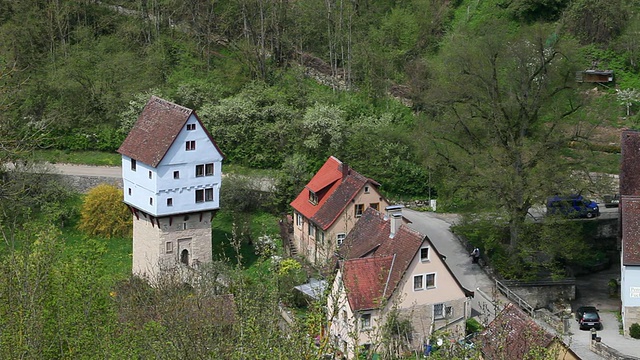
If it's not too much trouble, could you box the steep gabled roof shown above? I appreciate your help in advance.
[338,208,473,311]
[290,156,381,230]
[342,256,394,311]
[480,303,563,359]
[117,96,223,167]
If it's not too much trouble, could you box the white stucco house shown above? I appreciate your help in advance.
[117,96,224,279]
[327,206,473,359]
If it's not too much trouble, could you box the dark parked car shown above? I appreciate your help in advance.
[575,306,602,330]
[604,194,620,208]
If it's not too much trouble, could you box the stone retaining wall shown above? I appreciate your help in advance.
[591,339,640,360]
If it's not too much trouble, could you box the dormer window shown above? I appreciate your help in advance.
[309,191,318,205]
[131,159,137,171]
[186,123,196,130]
[186,140,196,151]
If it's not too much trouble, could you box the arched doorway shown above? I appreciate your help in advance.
[180,249,189,265]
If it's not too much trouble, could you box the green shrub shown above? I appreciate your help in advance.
[630,323,640,339]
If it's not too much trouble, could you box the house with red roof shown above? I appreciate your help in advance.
[290,156,388,265]
[327,206,474,359]
[479,303,579,360]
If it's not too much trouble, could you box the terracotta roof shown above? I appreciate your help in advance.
[290,156,381,230]
[117,96,223,167]
[480,303,557,360]
[338,208,473,310]
[342,256,394,311]
[621,130,640,196]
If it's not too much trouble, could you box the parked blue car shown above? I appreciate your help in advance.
[546,194,600,218]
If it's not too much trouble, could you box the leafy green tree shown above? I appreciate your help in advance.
[563,0,629,45]
[425,21,586,251]
[78,184,131,239]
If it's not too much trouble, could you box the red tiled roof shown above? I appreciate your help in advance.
[117,96,223,167]
[338,208,473,310]
[290,156,381,230]
[480,303,556,359]
[342,256,394,311]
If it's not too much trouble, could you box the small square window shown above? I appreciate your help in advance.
[205,188,214,202]
[186,140,196,151]
[149,197,153,205]
[173,171,179,179]
[420,247,429,262]
[195,189,204,203]
[165,242,173,254]
[131,159,137,171]
[355,204,364,217]
[308,223,315,237]
[167,198,173,207]
[196,164,204,177]
[148,171,152,179]
[186,123,196,131]
[369,203,379,211]
[205,163,214,176]
[364,186,370,194]
[434,303,444,319]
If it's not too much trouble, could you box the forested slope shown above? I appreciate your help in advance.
[1,0,639,206]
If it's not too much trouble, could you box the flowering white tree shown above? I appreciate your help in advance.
[617,88,640,117]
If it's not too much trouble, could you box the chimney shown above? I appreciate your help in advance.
[386,205,403,238]
[342,163,349,179]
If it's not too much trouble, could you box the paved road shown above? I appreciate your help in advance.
[402,209,613,360]
[402,210,508,325]
[51,163,122,177]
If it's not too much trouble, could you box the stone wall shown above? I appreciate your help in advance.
[59,174,122,193]
[501,280,576,309]
[591,339,640,360]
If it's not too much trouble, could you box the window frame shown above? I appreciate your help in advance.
[195,189,204,203]
[205,188,214,202]
[425,273,436,288]
[413,275,424,291]
[196,164,204,177]
[355,204,364,217]
[369,202,379,211]
[420,247,430,262]
[360,313,372,330]
[337,233,346,247]
[296,213,303,228]
[308,223,315,237]
[173,171,180,179]
[309,191,318,205]
[165,241,173,254]
[205,163,214,176]
[186,123,196,131]
[131,159,137,171]
[186,140,196,151]
[167,198,173,207]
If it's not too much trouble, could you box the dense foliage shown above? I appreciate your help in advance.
[78,183,132,238]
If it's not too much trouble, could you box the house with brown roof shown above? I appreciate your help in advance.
[290,156,388,265]
[479,303,579,360]
[619,130,640,336]
[327,206,473,359]
[118,96,224,279]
